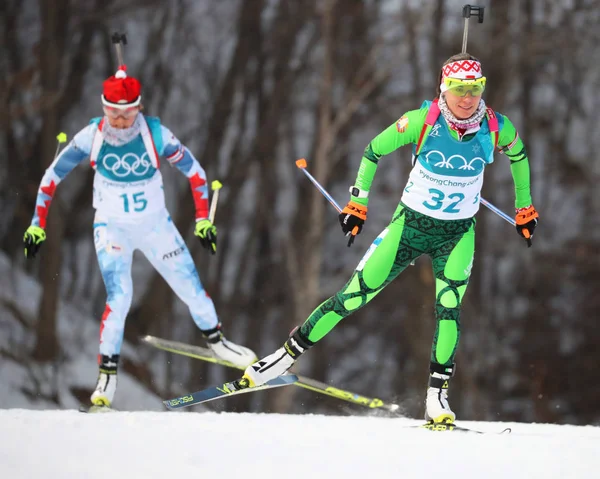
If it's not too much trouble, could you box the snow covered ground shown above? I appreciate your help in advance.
[2,409,598,479]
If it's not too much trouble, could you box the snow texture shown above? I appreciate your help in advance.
[1,409,598,479]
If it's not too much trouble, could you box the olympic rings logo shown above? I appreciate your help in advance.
[425,150,486,171]
[102,152,152,177]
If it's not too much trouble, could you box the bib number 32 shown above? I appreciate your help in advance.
[423,188,464,214]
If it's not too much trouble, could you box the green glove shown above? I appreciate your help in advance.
[195,219,217,255]
[24,225,46,259]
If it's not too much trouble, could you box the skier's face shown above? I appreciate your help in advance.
[443,90,482,120]
[103,106,139,129]
[107,115,137,129]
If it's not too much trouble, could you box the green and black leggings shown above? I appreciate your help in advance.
[298,203,475,368]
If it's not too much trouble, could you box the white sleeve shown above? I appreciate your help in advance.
[69,123,96,156]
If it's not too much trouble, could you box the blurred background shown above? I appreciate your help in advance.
[1,0,599,424]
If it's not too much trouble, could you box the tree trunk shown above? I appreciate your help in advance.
[31,0,68,361]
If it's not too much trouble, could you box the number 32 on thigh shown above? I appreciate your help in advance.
[423,188,464,213]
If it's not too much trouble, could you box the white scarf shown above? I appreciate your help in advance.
[102,113,142,146]
[438,95,487,132]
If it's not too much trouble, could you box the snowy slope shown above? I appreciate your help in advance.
[2,409,598,479]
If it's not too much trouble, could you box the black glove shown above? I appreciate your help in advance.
[195,219,217,255]
[23,225,46,258]
[515,205,539,248]
[338,201,367,247]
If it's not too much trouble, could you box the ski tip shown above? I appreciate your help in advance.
[295,158,307,169]
[163,395,192,410]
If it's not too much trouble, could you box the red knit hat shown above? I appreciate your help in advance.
[101,65,142,108]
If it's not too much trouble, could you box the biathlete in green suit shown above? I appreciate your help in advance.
[244,53,539,424]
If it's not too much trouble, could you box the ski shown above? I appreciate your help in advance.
[163,374,299,410]
[414,422,512,434]
[142,335,401,414]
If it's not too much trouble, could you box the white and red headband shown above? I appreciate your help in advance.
[440,60,483,92]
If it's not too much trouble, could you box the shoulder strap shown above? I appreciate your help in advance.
[143,116,164,159]
[416,101,501,154]
[139,116,160,169]
[415,99,440,155]
[485,107,499,150]
[89,118,104,169]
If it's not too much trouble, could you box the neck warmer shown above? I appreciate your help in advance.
[102,114,142,147]
[438,95,487,131]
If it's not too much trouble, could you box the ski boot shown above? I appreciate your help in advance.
[243,326,312,387]
[90,354,119,409]
[202,323,257,368]
[424,363,456,424]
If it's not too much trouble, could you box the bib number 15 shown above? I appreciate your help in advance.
[120,191,148,213]
[423,188,464,213]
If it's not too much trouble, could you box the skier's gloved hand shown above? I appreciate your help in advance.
[515,205,539,248]
[338,200,367,247]
[23,225,46,259]
[195,219,217,255]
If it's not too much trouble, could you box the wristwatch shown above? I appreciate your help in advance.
[349,186,369,199]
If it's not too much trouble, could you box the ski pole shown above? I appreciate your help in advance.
[295,159,342,212]
[54,132,68,160]
[480,198,515,226]
[295,158,361,246]
[208,180,223,223]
